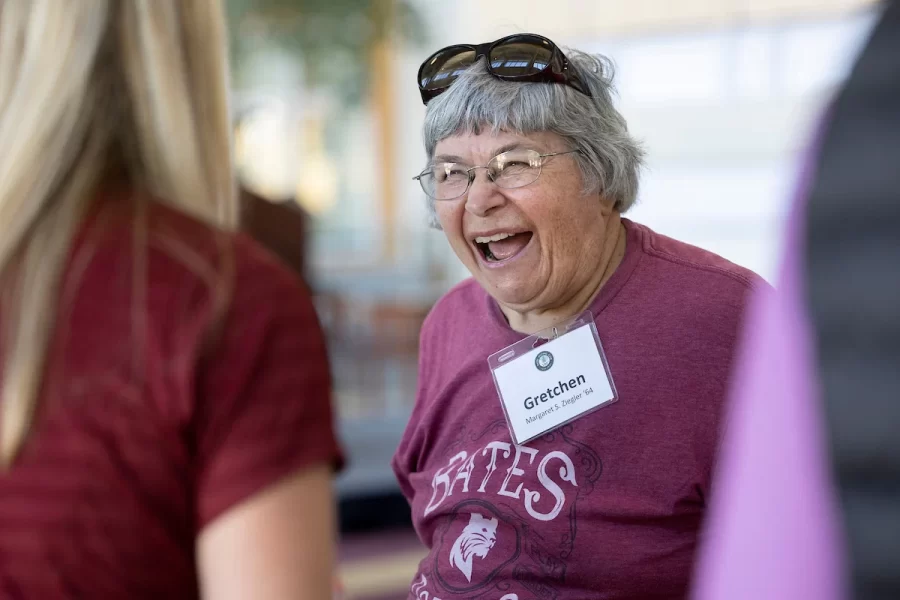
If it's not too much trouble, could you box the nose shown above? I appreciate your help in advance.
[464,167,505,217]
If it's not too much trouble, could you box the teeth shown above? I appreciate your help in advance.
[474,232,517,244]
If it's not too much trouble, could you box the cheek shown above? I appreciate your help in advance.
[520,194,568,240]
[530,194,598,256]
[436,204,468,248]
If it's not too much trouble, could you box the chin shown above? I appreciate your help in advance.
[480,280,535,308]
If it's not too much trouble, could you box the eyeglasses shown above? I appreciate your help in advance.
[417,33,591,105]
[413,148,580,201]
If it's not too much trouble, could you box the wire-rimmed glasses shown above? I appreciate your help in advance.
[413,148,580,200]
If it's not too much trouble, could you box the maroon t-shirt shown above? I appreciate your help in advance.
[0,197,342,597]
[393,219,762,600]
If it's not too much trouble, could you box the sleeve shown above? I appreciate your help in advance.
[691,282,845,600]
[192,237,344,529]
[703,276,770,500]
[391,310,436,504]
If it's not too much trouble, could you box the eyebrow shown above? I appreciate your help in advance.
[433,142,539,164]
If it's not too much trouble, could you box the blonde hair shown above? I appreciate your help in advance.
[0,0,238,466]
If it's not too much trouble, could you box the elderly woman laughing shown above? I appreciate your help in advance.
[393,34,764,600]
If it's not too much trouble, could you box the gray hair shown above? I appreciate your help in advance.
[421,49,644,228]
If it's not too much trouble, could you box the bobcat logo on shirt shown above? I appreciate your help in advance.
[449,513,498,582]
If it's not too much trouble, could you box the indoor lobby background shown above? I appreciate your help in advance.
[226,1,880,597]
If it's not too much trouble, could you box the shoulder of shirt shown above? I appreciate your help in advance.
[157,201,299,282]
[85,196,305,301]
[631,220,768,294]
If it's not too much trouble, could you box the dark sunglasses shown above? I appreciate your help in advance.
[417,33,591,105]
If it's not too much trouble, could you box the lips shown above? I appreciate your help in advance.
[473,231,533,263]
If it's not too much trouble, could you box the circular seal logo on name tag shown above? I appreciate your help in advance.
[535,351,554,371]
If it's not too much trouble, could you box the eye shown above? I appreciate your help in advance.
[496,160,531,177]
[492,150,540,177]
[433,164,468,183]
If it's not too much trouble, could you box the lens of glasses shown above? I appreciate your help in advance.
[488,36,554,77]
[489,150,543,188]
[419,163,471,200]
[419,47,477,93]
[419,150,547,200]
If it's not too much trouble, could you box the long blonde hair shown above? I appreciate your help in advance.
[0,0,238,466]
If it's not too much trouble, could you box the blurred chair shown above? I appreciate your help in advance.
[240,186,310,281]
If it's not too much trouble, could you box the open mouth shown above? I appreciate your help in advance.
[474,231,534,263]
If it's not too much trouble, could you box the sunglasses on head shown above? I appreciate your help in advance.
[417,33,591,105]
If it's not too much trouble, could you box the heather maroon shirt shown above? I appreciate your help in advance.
[0,195,342,598]
[393,219,762,600]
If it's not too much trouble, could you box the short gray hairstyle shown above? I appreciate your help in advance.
[421,49,644,228]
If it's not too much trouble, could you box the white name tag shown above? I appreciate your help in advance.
[488,312,617,445]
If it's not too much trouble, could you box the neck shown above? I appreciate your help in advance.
[502,214,626,335]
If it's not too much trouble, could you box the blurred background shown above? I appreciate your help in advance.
[226,0,881,597]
